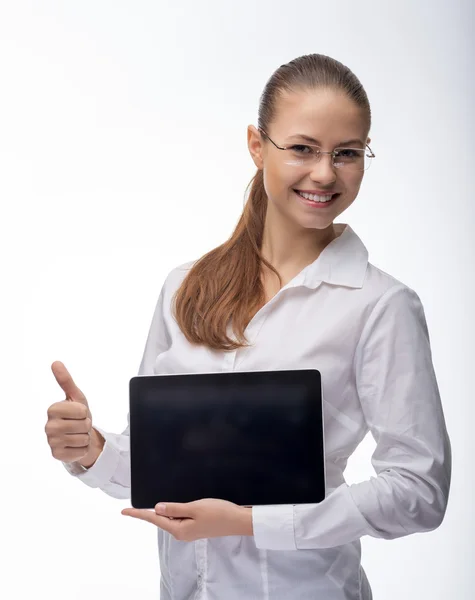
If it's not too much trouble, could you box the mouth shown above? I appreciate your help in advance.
[293,189,340,205]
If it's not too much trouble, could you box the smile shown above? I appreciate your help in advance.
[294,190,340,204]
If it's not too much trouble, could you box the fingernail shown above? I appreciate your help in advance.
[155,503,166,513]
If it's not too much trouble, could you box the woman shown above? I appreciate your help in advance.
[45,53,452,600]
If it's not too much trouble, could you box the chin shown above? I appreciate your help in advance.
[301,219,336,230]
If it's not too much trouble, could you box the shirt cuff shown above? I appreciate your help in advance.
[252,504,297,550]
[61,427,121,489]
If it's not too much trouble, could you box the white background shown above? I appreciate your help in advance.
[1,1,473,598]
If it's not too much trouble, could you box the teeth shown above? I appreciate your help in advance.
[298,191,334,203]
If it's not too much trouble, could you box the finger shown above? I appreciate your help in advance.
[51,361,88,405]
[60,417,92,434]
[52,447,90,462]
[121,509,179,533]
[47,402,89,421]
[63,433,91,448]
[155,502,195,518]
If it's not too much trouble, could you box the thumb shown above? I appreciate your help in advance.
[51,360,89,407]
[155,502,194,518]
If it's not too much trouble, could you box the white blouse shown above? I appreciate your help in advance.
[63,222,451,600]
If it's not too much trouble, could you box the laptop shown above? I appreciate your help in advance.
[129,369,325,508]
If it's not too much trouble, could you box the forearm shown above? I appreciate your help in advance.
[252,462,450,551]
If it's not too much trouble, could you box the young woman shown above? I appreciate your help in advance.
[45,53,451,600]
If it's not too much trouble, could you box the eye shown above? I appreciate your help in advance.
[335,149,359,158]
[289,144,313,154]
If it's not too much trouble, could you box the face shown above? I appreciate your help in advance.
[247,88,371,232]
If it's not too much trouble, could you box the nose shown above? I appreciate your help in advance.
[309,153,337,186]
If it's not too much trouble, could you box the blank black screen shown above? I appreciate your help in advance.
[129,369,325,508]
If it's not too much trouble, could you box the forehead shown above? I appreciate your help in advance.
[271,88,367,142]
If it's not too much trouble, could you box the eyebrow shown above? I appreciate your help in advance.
[288,133,365,147]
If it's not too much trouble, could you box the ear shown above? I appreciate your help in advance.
[247,125,265,169]
[366,137,371,145]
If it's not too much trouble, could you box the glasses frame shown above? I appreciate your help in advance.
[258,128,375,171]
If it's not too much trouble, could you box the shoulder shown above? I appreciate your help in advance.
[359,261,425,325]
[365,260,420,298]
[365,260,409,293]
[357,261,429,344]
[161,259,200,293]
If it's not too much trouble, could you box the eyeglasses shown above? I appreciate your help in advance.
[259,128,375,171]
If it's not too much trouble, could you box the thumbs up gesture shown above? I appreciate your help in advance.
[45,361,104,467]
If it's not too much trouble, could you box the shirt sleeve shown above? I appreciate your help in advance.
[62,281,172,499]
[252,284,452,550]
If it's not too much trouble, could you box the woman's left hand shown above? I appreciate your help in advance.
[121,498,254,542]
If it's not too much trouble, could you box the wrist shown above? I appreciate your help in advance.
[236,506,254,537]
[78,428,105,468]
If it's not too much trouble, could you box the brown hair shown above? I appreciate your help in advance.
[173,53,372,351]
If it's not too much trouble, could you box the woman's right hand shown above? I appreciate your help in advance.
[45,361,104,467]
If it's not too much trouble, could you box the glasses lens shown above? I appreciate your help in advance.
[333,148,372,171]
[282,145,373,170]
[281,144,317,167]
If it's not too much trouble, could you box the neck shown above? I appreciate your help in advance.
[260,217,340,274]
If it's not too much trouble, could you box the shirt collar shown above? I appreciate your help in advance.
[300,223,369,289]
